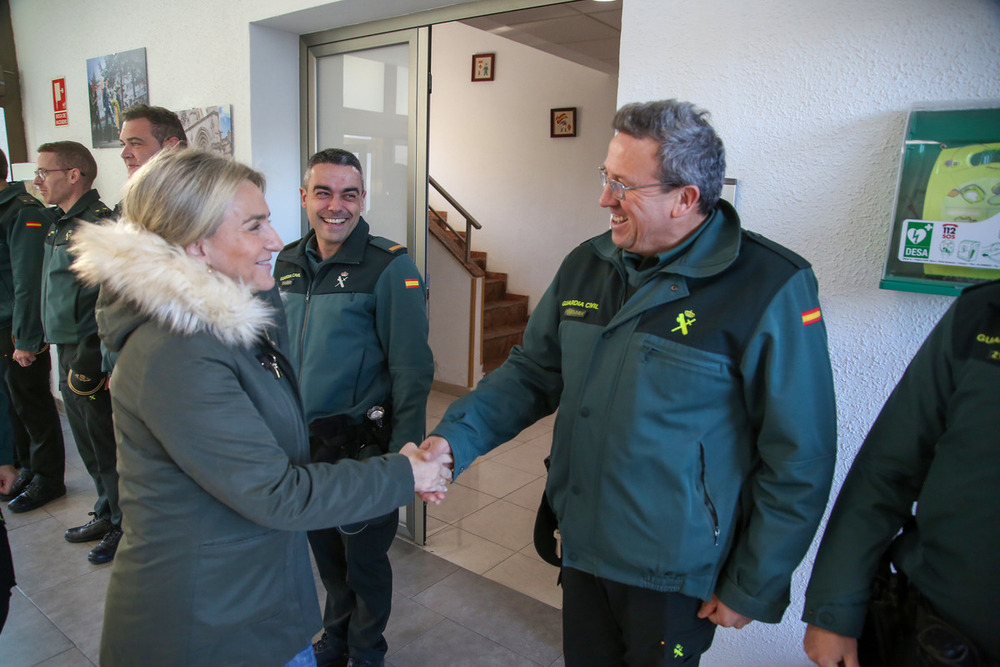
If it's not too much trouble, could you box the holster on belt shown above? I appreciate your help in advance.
[309,408,392,464]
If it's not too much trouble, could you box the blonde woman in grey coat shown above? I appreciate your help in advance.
[69,149,450,667]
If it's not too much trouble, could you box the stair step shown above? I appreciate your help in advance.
[484,296,528,329]
[483,324,525,364]
[485,277,506,302]
[470,251,487,272]
[483,357,505,374]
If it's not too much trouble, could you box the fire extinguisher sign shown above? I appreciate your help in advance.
[52,78,68,127]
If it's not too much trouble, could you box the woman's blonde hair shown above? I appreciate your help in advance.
[119,148,266,248]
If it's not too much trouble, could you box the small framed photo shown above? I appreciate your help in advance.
[471,53,495,82]
[551,107,577,138]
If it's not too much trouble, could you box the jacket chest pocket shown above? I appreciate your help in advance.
[635,336,735,409]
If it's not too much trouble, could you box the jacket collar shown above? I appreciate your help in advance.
[0,181,28,207]
[54,188,102,222]
[70,219,275,349]
[591,199,742,279]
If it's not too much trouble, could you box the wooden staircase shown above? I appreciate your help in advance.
[429,214,528,374]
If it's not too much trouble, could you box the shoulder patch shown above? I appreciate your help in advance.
[16,192,42,208]
[92,203,114,220]
[742,229,811,270]
[369,235,408,256]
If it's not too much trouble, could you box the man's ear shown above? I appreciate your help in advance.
[163,137,182,150]
[671,184,702,218]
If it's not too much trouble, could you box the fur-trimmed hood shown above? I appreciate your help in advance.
[70,219,275,349]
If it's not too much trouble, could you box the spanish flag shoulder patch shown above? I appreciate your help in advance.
[404,278,420,289]
[25,221,43,228]
[801,307,822,326]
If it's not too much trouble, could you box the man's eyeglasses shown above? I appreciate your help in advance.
[599,166,666,201]
[33,168,71,182]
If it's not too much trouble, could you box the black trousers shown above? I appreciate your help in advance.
[561,567,716,667]
[1,332,65,486]
[56,343,120,525]
[308,508,399,662]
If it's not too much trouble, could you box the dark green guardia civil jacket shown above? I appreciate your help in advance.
[41,188,113,346]
[434,201,837,623]
[0,181,51,352]
[275,219,433,455]
[804,279,1000,661]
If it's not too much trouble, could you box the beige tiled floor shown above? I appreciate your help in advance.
[422,389,563,609]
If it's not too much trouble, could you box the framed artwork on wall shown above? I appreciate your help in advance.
[471,53,495,81]
[86,47,149,149]
[551,107,576,138]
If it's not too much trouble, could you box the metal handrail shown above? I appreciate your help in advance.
[429,176,482,264]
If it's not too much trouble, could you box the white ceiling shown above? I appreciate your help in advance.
[461,0,621,76]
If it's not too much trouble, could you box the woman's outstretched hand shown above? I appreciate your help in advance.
[400,441,452,504]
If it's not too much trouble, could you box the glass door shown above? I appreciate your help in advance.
[303,28,431,543]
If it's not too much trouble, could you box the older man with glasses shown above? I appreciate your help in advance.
[420,99,837,666]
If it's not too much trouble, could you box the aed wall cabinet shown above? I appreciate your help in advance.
[881,103,1000,296]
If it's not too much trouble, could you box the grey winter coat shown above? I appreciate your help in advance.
[70,220,415,667]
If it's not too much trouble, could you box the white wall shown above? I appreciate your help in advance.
[429,21,617,307]
[428,238,484,388]
[616,1,1000,665]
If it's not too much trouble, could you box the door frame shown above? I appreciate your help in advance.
[298,0,578,544]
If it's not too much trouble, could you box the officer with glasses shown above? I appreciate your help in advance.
[420,99,837,666]
[34,141,121,565]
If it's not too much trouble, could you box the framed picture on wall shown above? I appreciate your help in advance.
[471,53,495,81]
[551,107,576,138]
[86,47,149,149]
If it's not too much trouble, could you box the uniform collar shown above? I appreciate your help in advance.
[55,188,102,221]
[592,199,742,279]
[0,181,27,206]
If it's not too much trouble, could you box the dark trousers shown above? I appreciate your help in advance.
[56,343,120,525]
[308,508,398,662]
[561,567,716,667]
[1,333,65,486]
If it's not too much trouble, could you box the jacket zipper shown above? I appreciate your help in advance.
[40,226,58,334]
[298,288,311,377]
[699,444,721,546]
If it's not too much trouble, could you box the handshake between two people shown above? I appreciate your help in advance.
[400,435,453,504]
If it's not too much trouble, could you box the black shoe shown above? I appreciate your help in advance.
[0,470,33,501]
[7,480,66,513]
[313,631,348,667]
[87,525,123,564]
[65,513,113,543]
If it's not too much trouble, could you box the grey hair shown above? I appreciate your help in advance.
[612,100,726,215]
[119,148,265,248]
